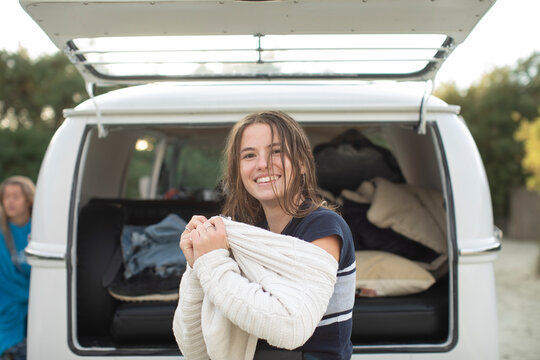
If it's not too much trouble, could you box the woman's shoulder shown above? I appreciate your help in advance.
[295,206,351,239]
[303,206,345,225]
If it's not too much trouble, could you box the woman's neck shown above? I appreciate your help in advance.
[262,203,292,234]
[9,212,30,227]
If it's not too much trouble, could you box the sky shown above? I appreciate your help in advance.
[0,0,539,89]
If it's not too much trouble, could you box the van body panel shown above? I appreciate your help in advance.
[435,116,494,245]
[27,268,72,359]
[25,241,65,264]
[77,112,440,125]
[21,0,493,49]
[30,119,86,247]
[455,262,499,360]
[69,82,455,114]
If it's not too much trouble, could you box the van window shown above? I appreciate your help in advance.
[160,141,222,198]
[125,136,157,199]
[123,130,224,200]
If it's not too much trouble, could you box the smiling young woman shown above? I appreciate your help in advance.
[175,111,356,360]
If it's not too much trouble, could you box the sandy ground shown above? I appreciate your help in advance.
[495,238,540,360]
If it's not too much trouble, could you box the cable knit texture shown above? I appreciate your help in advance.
[172,217,338,360]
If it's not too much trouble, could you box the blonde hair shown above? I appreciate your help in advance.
[0,176,35,265]
[220,111,326,225]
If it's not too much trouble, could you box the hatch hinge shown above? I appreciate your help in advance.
[416,79,433,135]
[63,44,80,64]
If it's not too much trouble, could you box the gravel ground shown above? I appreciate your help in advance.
[495,238,540,360]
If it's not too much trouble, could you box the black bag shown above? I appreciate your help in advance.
[314,129,405,196]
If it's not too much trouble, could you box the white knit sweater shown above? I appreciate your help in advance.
[172,217,338,360]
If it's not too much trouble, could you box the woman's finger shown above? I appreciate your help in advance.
[203,221,215,231]
[180,231,195,267]
[209,217,229,249]
[209,217,225,233]
[180,230,192,246]
[185,215,208,232]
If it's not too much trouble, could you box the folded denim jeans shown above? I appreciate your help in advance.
[120,214,187,279]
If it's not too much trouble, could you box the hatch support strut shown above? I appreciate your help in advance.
[85,82,108,138]
[416,79,433,135]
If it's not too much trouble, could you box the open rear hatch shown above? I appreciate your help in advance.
[21,0,494,85]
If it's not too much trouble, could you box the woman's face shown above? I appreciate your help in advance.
[239,123,294,207]
[2,184,30,222]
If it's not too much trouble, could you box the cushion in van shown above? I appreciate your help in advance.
[111,301,177,344]
[355,251,435,297]
[342,177,449,278]
[356,177,447,254]
[351,274,449,343]
[341,199,440,263]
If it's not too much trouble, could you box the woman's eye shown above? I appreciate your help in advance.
[272,148,281,155]
[242,153,255,160]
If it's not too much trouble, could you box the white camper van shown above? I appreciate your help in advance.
[21,0,501,359]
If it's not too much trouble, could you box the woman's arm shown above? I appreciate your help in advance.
[172,216,210,360]
[312,235,341,262]
[193,242,337,350]
[172,266,209,360]
[184,216,338,350]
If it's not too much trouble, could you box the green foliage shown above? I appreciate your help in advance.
[435,52,540,222]
[177,145,222,190]
[514,111,540,193]
[0,48,86,181]
[0,127,53,182]
[0,49,87,130]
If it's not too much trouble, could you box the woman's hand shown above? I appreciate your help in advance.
[180,215,208,267]
[190,216,229,264]
[180,216,229,267]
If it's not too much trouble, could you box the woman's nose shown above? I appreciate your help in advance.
[256,153,268,170]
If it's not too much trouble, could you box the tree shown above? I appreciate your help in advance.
[0,49,87,131]
[514,110,540,193]
[434,52,540,223]
[0,49,87,182]
[0,126,51,181]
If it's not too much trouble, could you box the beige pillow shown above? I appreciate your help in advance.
[355,251,436,297]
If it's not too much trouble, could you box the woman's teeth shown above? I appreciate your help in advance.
[256,176,278,184]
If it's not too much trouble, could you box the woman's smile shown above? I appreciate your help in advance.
[255,175,280,184]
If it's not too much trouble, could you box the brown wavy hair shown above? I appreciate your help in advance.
[220,111,326,225]
[0,176,35,265]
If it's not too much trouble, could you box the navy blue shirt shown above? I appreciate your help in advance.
[256,207,356,359]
